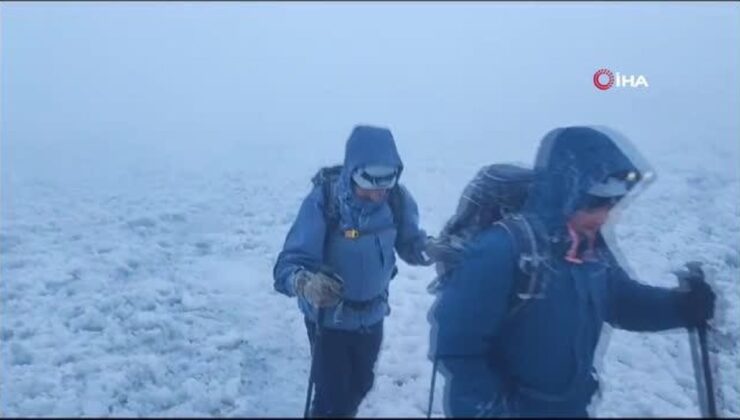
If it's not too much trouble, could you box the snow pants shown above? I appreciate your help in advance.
[304,317,383,417]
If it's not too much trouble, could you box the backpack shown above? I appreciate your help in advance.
[431,163,552,318]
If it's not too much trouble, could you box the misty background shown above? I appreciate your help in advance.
[2,2,739,190]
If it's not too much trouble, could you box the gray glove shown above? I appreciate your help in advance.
[424,235,466,264]
[293,269,343,308]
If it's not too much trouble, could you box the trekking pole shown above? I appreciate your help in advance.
[696,317,718,418]
[427,355,438,418]
[304,308,325,418]
[676,262,718,418]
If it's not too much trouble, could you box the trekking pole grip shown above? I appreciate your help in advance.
[675,262,718,418]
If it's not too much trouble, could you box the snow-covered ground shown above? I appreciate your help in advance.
[1,132,738,417]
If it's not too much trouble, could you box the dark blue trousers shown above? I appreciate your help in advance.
[305,317,383,417]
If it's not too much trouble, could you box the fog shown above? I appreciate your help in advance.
[2,2,739,185]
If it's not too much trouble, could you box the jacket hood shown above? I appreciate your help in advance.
[341,125,404,185]
[523,126,652,232]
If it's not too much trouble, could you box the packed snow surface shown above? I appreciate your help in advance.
[1,134,738,417]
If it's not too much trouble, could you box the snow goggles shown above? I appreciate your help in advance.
[588,170,642,198]
[352,166,399,190]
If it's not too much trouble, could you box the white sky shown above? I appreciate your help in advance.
[2,2,739,181]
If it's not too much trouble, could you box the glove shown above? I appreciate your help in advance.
[424,235,466,265]
[676,264,716,327]
[417,251,435,267]
[407,236,435,267]
[292,269,343,308]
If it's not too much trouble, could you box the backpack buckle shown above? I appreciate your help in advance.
[518,253,546,275]
[344,229,360,239]
[517,253,548,300]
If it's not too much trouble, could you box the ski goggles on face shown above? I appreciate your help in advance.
[588,170,642,198]
[352,166,399,190]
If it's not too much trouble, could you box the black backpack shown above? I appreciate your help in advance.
[430,163,552,318]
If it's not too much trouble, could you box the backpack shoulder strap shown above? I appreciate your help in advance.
[387,184,405,228]
[311,165,343,234]
[495,214,550,319]
[322,179,340,233]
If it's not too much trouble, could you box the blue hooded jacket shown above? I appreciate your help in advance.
[274,125,429,331]
[428,127,690,417]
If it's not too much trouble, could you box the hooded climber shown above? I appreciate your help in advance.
[427,126,716,417]
[274,125,433,417]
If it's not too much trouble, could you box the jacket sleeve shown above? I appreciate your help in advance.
[606,261,687,332]
[393,185,429,265]
[272,186,327,297]
[428,227,516,417]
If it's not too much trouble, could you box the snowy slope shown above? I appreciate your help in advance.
[1,133,738,417]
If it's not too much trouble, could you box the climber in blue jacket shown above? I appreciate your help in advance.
[428,126,716,417]
[274,125,433,417]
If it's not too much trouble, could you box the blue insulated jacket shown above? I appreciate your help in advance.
[428,127,690,417]
[274,125,429,331]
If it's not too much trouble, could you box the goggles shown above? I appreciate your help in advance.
[588,170,642,198]
[352,166,399,190]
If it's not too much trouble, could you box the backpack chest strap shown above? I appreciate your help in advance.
[346,223,396,238]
